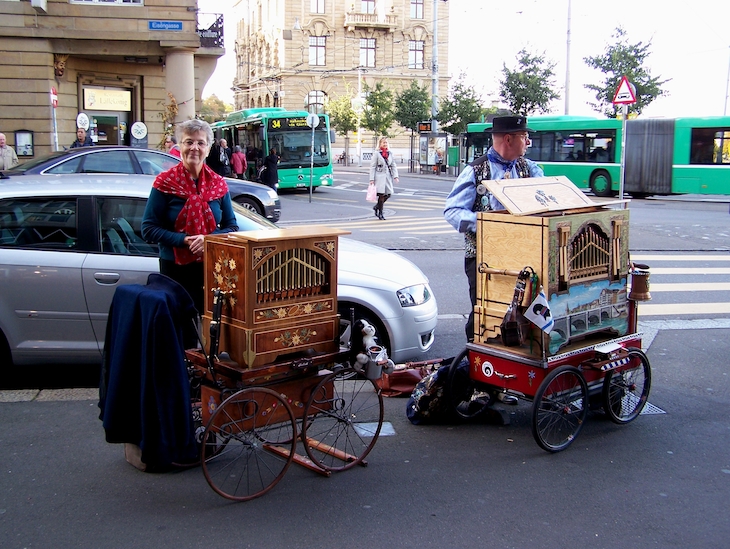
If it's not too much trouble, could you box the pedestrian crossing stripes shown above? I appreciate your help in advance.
[630,254,730,317]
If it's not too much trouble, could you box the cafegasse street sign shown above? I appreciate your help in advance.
[613,76,637,105]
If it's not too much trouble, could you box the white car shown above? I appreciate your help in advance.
[0,174,437,367]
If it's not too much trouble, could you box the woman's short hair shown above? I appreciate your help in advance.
[378,137,389,147]
[234,145,241,153]
[175,119,213,148]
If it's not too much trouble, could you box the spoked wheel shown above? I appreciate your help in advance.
[302,367,384,472]
[532,366,589,452]
[201,387,296,502]
[448,348,494,419]
[602,347,652,424]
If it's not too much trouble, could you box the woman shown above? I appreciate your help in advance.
[142,119,238,314]
[368,137,399,220]
[231,145,247,179]
[261,147,279,189]
[164,135,181,158]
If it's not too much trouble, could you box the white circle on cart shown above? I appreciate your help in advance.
[481,361,494,377]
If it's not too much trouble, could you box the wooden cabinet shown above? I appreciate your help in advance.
[474,206,630,357]
[202,227,349,368]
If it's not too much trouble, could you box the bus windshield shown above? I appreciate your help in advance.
[269,127,331,169]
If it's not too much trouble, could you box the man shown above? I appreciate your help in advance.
[260,147,279,189]
[444,115,544,345]
[207,138,232,177]
[0,132,19,170]
[164,135,181,158]
[70,127,94,148]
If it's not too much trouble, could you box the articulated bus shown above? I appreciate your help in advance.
[212,108,335,190]
[464,116,730,196]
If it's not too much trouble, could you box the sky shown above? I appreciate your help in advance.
[199,0,730,118]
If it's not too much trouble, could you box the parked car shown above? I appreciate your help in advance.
[0,174,437,368]
[1,146,281,222]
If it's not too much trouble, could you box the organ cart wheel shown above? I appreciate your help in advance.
[302,366,384,472]
[602,347,652,424]
[448,348,494,419]
[531,365,589,453]
[201,387,297,502]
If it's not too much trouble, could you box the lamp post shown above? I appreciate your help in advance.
[564,0,572,115]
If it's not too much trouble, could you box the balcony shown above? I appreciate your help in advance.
[344,11,398,32]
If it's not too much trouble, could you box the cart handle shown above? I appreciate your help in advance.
[478,264,523,277]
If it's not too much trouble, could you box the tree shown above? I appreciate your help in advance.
[394,80,430,135]
[583,26,669,118]
[362,81,395,139]
[436,73,483,136]
[499,49,560,116]
[199,94,232,124]
[325,82,358,137]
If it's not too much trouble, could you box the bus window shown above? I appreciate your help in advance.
[691,128,730,164]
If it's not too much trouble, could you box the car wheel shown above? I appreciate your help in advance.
[234,196,263,216]
[338,304,391,358]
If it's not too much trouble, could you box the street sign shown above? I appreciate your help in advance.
[306,113,320,128]
[613,75,637,105]
[76,112,90,130]
[50,87,58,108]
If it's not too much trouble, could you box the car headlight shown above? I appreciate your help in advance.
[397,284,431,307]
[266,189,278,198]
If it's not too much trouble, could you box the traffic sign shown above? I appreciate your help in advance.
[50,87,58,108]
[306,113,320,128]
[613,75,637,105]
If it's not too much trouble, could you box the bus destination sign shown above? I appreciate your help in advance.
[268,117,310,130]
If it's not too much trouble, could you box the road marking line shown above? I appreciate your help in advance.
[637,302,730,315]
[648,282,730,291]
[644,268,730,274]
[632,254,730,262]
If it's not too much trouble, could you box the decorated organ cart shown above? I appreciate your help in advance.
[184,226,386,500]
[449,176,652,452]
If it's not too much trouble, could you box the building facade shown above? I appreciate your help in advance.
[0,0,224,158]
[232,0,450,160]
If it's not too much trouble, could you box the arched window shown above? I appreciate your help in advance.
[305,90,326,114]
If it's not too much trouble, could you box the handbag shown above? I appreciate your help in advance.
[365,183,377,202]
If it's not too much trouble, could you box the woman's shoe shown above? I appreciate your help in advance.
[379,212,385,220]
[373,205,379,218]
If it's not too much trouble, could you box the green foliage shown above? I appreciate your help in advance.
[363,81,395,138]
[325,81,358,136]
[499,49,560,116]
[394,81,431,134]
[436,73,483,135]
[583,27,669,117]
[199,95,232,124]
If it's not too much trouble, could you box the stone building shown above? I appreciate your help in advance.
[0,0,223,158]
[232,0,450,161]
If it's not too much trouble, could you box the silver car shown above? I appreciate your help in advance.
[2,146,281,222]
[0,174,437,367]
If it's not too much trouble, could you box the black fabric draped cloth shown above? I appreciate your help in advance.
[99,273,199,467]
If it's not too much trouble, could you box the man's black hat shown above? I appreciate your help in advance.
[485,116,534,134]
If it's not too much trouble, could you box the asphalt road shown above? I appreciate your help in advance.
[1,168,729,548]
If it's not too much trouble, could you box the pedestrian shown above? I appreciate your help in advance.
[261,147,279,189]
[164,135,181,158]
[0,132,19,170]
[207,138,232,177]
[141,119,238,315]
[70,127,94,148]
[444,116,544,345]
[368,137,399,220]
[231,145,247,179]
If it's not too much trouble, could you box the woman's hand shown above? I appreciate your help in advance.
[184,234,205,257]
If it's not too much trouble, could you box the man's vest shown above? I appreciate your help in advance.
[464,154,530,257]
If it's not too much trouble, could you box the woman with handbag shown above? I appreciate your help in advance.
[368,137,399,220]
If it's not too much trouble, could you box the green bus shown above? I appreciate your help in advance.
[464,115,730,196]
[212,108,335,190]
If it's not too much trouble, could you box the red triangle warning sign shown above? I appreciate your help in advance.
[613,76,636,105]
